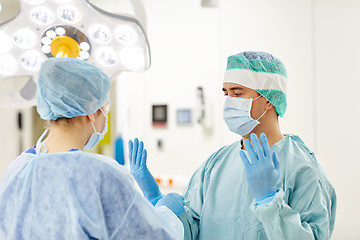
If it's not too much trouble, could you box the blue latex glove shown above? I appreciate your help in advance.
[128,138,163,205]
[155,193,185,216]
[240,133,280,205]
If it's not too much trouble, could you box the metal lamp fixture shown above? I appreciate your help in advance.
[0,0,151,107]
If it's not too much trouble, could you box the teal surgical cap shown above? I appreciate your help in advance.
[37,58,111,120]
[224,51,287,117]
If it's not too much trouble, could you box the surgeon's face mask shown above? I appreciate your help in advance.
[223,95,267,136]
[84,108,108,150]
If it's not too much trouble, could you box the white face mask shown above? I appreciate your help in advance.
[84,108,108,150]
[223,95,267,136]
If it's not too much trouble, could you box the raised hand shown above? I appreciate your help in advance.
[240,133,280,205]
[128,138,163,205]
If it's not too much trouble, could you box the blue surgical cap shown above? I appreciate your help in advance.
[224,51,287,117]
[37,58,111,120]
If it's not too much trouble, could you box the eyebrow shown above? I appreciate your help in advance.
[222,87,245,91]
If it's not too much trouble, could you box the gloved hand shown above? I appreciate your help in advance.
[240,133,280,205]
[128,138,163,205]
[155,193,185,216]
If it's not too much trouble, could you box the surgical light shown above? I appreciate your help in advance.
[41,37,52,45]
[51,36,80,58]
[21,50,43,71]
[14,29,37,49]
[41,25,90,58]
[95,47,117,66]
[119,47,145,71]
[0,55,18,76]
[54,27,66,36]
[30,7,55,25]
[0,0,151,107]
[57,5,81,23]
[54,0,72,2]
[25,0,46,4]
[115,25,138,46]
[41,45,51,54]
[80,42,90,51]
[0,32,12,54]
[89,24,112,44]
[79,51,90,60]
[46,30,57,38]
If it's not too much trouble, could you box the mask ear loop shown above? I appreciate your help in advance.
[99,108,108,133]
[90,108,107,134]
[90,121,98,134]
[100,108,107,117]
[252,95,267,121]
[35,129,49,155]
[252,95,262,102]
[256,109,268,121]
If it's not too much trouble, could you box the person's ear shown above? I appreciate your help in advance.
[87,114,96,124]
[265,100,274,111]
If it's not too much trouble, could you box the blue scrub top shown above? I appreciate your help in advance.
[0,149,183,239]
[179,134,336,240]
[25,147,79,154]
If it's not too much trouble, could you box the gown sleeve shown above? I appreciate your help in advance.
[251,163,337,240]
[181,147,226,240]
[70,156,184,240]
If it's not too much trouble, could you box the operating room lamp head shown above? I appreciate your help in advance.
[0,0,151,107]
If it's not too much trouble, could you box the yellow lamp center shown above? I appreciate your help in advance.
[50,35,80,58]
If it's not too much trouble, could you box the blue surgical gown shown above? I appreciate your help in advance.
[0,149,183,240]
[179,134,336,240]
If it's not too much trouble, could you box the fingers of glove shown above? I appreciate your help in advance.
[240,150,251,168]
[250,133,264,159]
[133,138,139,155]
[172,193,185,203]
[136,141,144,168]
[128,140,133,162]
[260,133,271,158]
[156,193,185,216]
[140,149,147,168]
[133,138,139,167]
[272,151,280,172]
[244,138,258,163]
[163,193,185,206]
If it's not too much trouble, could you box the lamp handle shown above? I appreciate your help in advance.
[130,0,147,33]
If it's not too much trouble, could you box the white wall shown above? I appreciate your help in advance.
[0,109,21,177]
[315,1,360,239]
[0,108,33,177]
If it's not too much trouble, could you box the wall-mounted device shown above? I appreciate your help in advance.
[195,86,213,130]
[196,86,205,124]
[176,109,192,126]
[152,104,167,127]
